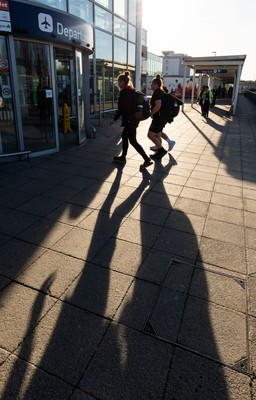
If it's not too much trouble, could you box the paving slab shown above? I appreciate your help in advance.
[154,227,199,263]
[165,347,252,400]
[164,210,206,235]
[51,226,109,261]
[47,202,94,226]
[0,282,56,352]
[114,217,163,247]
[0,238,46,279]
[16,218,73,247]
[197,237,246,274]
[203,219,245,246]
[92,237,150,276]
[77,209,123,237]
[17,195,65,217]
[0,209,40,236]
[0,354,73,400]
[61,263,134,318]
[114,278,159,330]
[13,300,109,385]
[189,267,246,313]
[16,249,86,298]
[78,323,174,400]
[178,297,247,368]
[136,248,172,285]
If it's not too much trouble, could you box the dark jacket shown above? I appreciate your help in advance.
[113,86,137,126]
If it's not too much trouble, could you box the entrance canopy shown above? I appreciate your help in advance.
[182,54,246,115]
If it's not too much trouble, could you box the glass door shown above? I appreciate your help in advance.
[54,47,78,150]
[76,50,86,144]
[0,36,17,154]
[14,40,56,153]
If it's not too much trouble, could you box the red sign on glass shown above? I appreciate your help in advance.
[0,1,9,11]
[0,59,9,72]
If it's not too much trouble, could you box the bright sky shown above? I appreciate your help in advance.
[142,0,256,81]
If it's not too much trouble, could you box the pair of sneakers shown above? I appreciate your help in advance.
[150,140,176,152]
[150,147,167,160]
[113,156,153,170]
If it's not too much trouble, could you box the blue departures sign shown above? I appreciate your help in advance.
[9,0,93,52]
[196,69,228,74]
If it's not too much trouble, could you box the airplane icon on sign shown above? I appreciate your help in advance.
[38,13,53,32]
[41,17,51,29]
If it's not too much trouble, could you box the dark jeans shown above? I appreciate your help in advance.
[202,100,210,116]
[121,122,149,161]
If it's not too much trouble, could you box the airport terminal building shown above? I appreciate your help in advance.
[0,0,142,158]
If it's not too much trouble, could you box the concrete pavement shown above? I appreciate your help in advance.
[0,94,256,399]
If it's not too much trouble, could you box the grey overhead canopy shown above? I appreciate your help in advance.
[182,54,246,114]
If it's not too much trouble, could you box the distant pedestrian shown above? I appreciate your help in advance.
[148,75,175,160]
[198,85,212,117]
[228,85,233,98]
[211,87,216,107]
[221,85,226,98]
[110,71,153,170]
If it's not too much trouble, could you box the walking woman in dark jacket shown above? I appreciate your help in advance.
[110,71,153,170]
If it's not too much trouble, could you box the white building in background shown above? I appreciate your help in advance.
[143,50,198,98]
[162,51,190,77]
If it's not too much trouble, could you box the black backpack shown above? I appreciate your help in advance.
[133,91,151,121]
[161,93,183,123]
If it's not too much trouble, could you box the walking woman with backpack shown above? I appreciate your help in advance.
[148,75,175,160]
[110,71,153,170]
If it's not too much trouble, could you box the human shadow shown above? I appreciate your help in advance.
[0,109,251,398]
[72,155,234,399]
[1,274,56,399]
[1,154,157,398]
[0,127,125,397]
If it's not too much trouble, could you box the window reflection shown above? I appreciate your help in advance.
[114,0,127,18]
[14,40,56,152]
[95,0,112,10]
[69,0,93,22]
[114,16,127,39]
[128,42,135,66]
[128,24,136,43]
[34,0,67,11]
[114,37,126,64]
[128,0,136,24]
[95,6,112,32]
[95,29,112,61]
[0,36,17,153]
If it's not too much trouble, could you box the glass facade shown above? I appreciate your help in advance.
[114,16,127,39]
[35,0,67,11]
[128,0,137,24]
[128,42,135,67]
[128,24,136,43]
[142,53,163,77]
[29,0,140,114]
[95,0,112,10]
[95,6,112,32]
[1,0,143,158]
[95,30,113,61]
[113,0,127,18]
[69,0,93,23]
[114,37,127,64]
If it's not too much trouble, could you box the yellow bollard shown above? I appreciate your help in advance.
[62,103,73,133]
